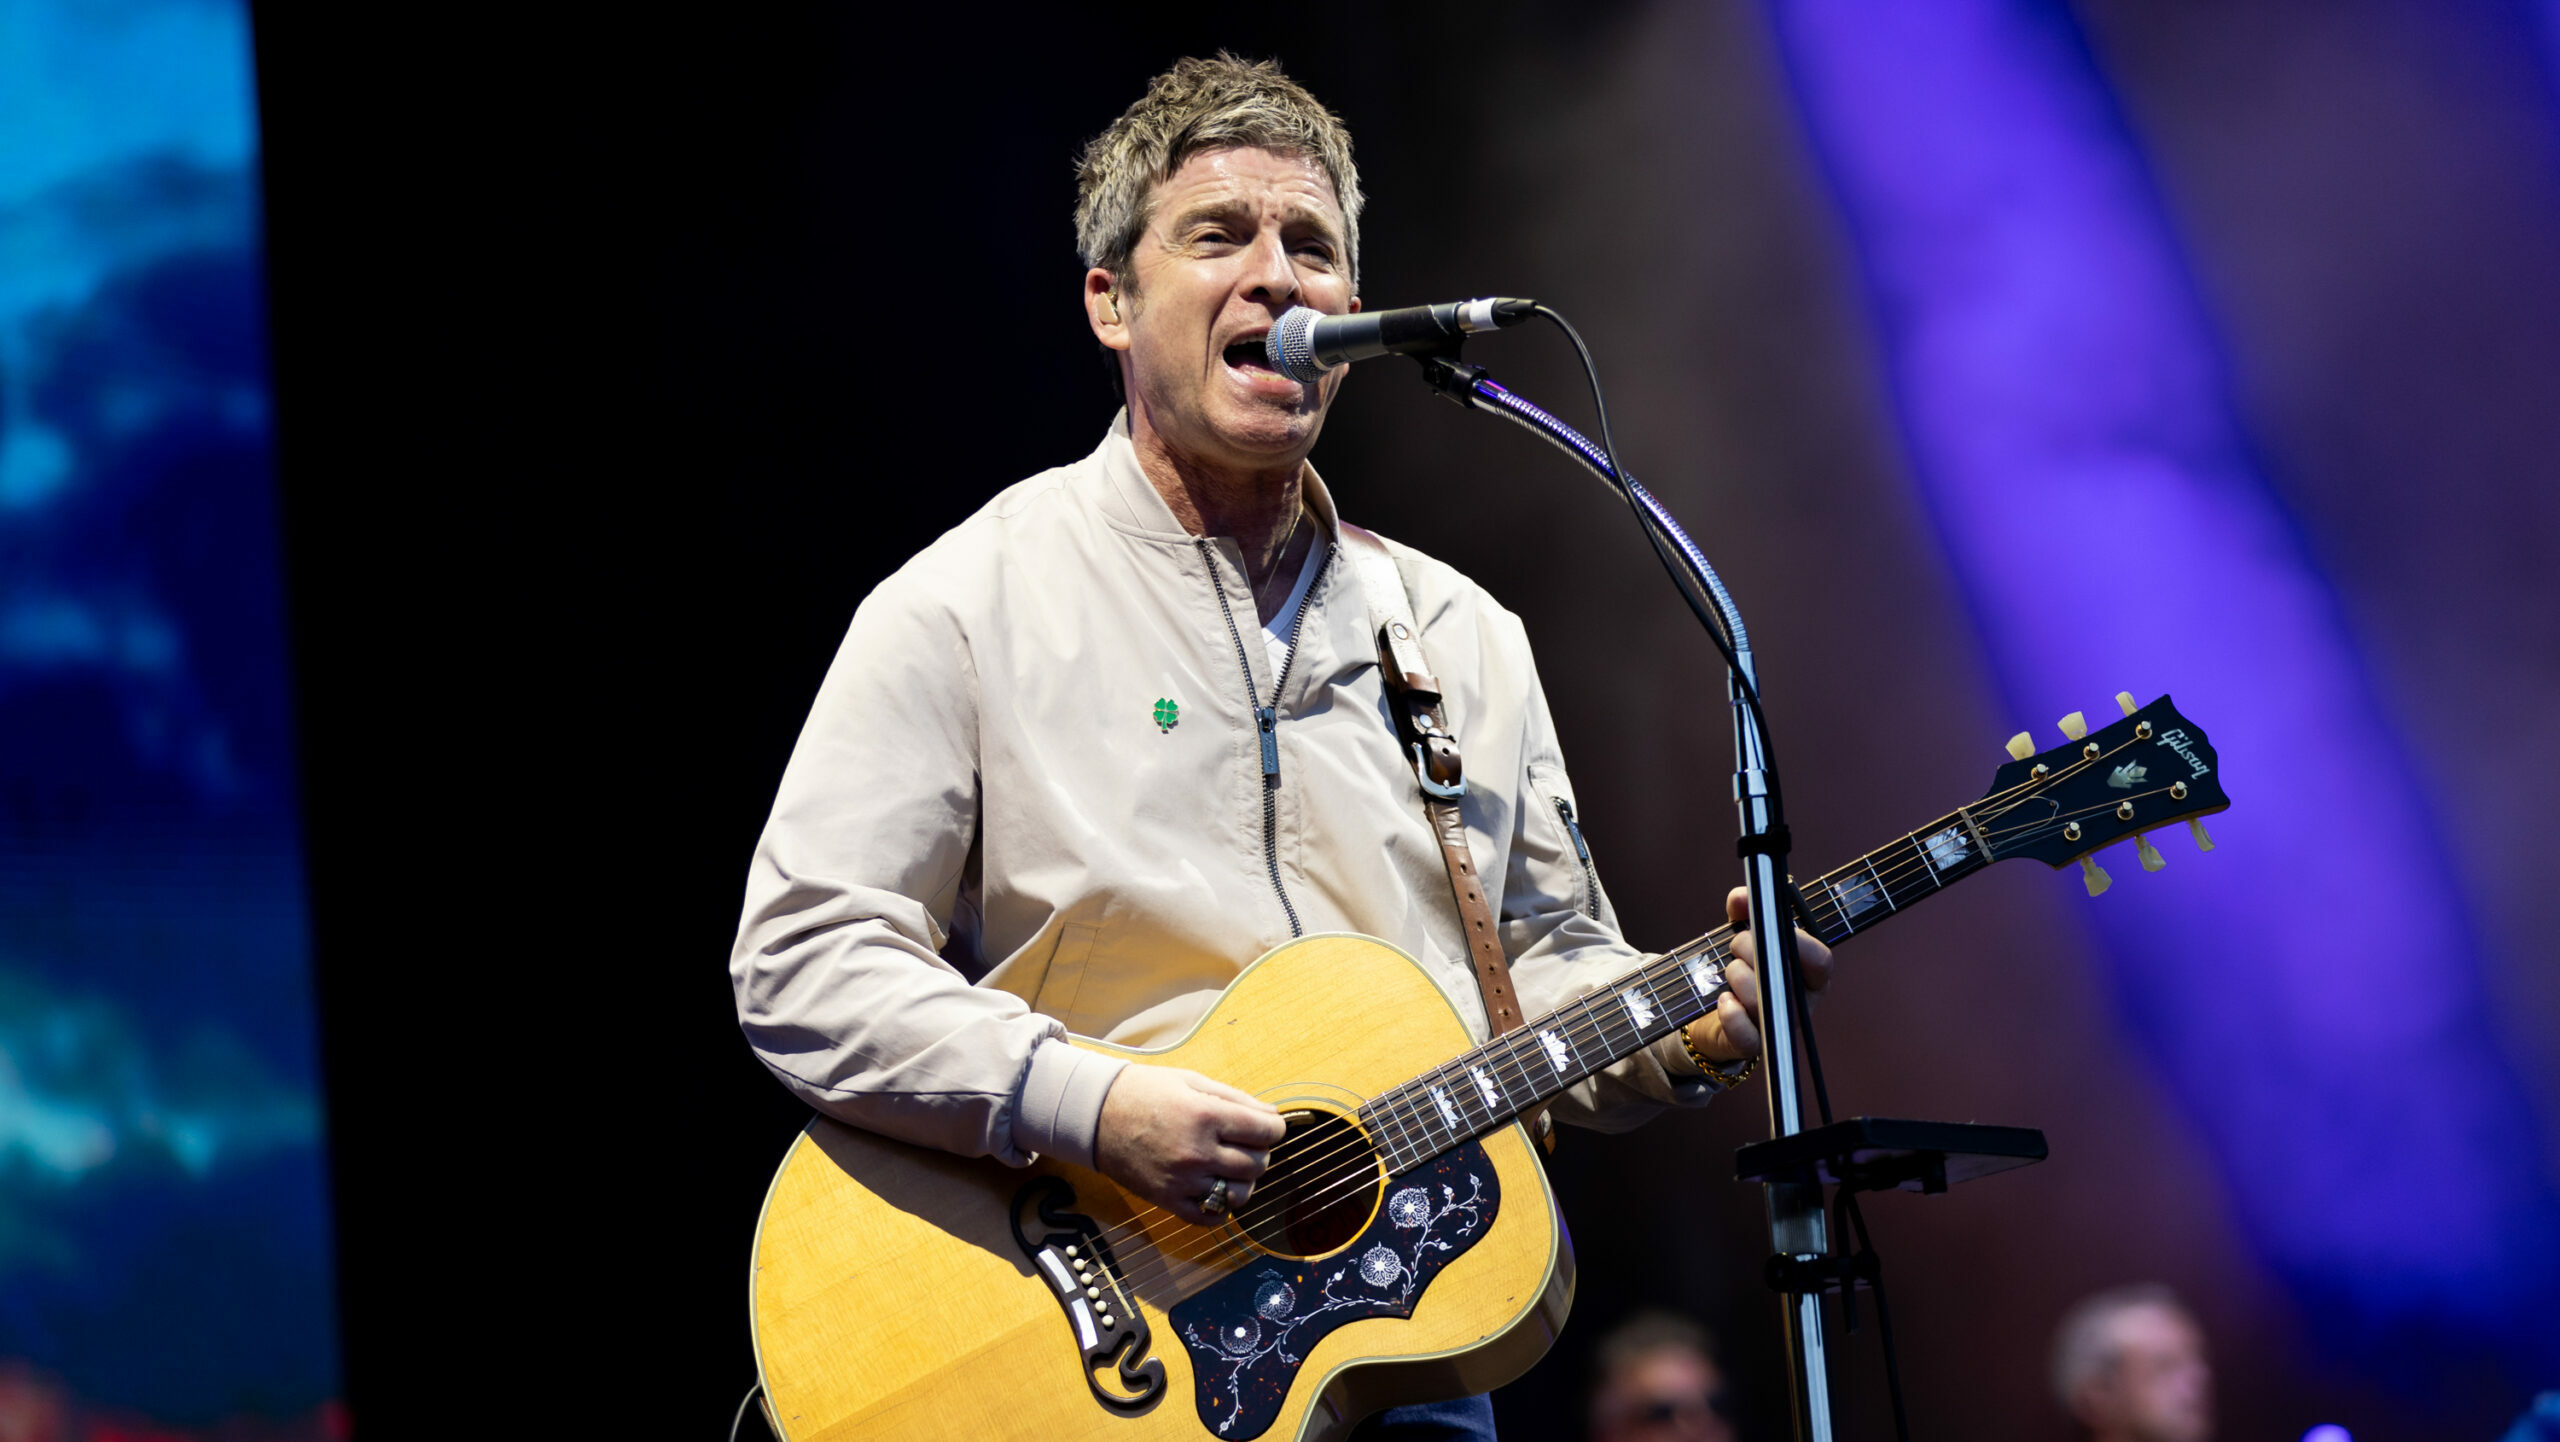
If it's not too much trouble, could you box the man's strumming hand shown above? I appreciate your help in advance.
[1094,1064,1289,1226]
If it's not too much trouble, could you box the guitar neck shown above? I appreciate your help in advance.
[1358,805,1992,1175]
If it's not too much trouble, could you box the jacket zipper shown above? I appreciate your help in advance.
[1201,537,1330,939]
[1555,796,1602,919]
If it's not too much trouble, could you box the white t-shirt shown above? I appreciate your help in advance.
[1261,541,1323,674]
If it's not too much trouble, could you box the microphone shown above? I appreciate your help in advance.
[1264,298,1536,382]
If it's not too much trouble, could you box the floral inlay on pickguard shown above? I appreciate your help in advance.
[1168,1142,1498,1440]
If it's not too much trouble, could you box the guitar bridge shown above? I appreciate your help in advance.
[1011,1175,1166,1415]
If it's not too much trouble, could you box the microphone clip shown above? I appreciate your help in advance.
[1411,346,1489,409]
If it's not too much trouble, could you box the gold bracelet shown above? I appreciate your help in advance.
[1679,1023,1759,1092]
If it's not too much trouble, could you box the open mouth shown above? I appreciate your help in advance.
[1223,336,1277,374]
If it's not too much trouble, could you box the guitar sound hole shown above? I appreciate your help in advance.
[1234,1109,1383,1261]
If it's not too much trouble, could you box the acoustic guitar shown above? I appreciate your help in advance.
[747,693,2229,1441]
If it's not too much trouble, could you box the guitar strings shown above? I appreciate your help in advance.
[1084,809,2111,1299]
[1071,933,1750,1282]
[1077,758,2181,1283]
[1065,733,2192,1288]
[1135,826,2136,1284]
[1085,777,2179,1287]
[1098,743,2143,1256]
[1075,954,1756,1294]
[1078,977,1693,1285]
[1068,905,1757,1268]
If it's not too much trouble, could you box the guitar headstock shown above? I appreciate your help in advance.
[1978,692,2230,895]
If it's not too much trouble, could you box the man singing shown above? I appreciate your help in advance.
[731,53,1830,1441]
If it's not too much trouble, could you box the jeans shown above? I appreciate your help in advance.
[1345,1393,1498,1442]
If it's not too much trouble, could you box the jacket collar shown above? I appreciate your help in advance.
[1088,409,1344,549]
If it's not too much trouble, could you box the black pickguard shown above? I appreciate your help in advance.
[1168,1143,1499,1440]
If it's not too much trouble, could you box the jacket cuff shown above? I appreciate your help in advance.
[1652,1033,1719,1103]
[1011,1038,1129,1169]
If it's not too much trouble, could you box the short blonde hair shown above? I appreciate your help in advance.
[1074,53,1363,291]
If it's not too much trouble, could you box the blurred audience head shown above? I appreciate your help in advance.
[1587,1309,1737,1442]
[2050,1284,2214,1442]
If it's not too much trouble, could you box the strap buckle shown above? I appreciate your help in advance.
[1411,739,1467,800]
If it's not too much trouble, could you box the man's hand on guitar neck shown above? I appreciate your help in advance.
[1095,1065,1289,1226]
[1681,886,1836,1068]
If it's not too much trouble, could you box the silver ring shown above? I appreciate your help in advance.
[1200,1177,1230,1217]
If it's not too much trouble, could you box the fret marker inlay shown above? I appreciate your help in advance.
[1430,1086,1461,1130]
[1687,955,1720,998]
[1470,1065,1501,1112]
[1835,871,1884,920]
[1621,988,1656,1028]
[1922,824,1969,875]
[1537,1029,1570,1075]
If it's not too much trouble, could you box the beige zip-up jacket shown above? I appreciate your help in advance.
[731,417,1714,1169]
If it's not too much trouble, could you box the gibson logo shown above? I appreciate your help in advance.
[2154,727,2211,778]
[2107,762,2148,789]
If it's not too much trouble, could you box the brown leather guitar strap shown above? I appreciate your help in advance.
[1338,525,1536,1054]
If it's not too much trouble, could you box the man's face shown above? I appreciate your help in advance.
[1591,1347,1737,1442]
[2076,1305,2213,1442]
[1088,146,1357,471]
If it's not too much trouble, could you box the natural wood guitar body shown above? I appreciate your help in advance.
[750,933,1574,1442]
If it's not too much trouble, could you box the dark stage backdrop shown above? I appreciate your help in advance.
[254,4,2560,1439]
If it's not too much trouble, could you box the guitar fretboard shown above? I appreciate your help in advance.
[1357,805,1992,1175]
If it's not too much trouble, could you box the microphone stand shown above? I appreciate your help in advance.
[1404,349,1839,1442]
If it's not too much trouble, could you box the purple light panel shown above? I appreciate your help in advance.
[1767,0,2559,1374]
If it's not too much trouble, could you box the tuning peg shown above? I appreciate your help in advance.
[2079,856,2112,896]
[2136,833,2166,871]
[2005,732,2035,761]
[2187,817,2215,852]
[2059,711,2088,741]
[2115,691,2138,717]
